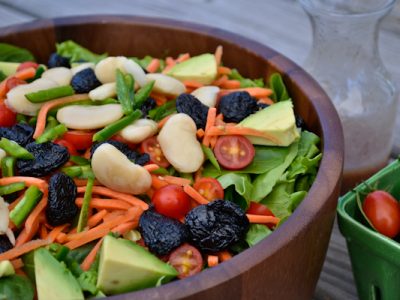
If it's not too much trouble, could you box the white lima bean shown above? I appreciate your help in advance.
[89,83,116,101]
[71,62,95,75]
[91,143,152,195]
[56,104,123,130]
[145,73,186,97]
[5,78,58,116]
[119,119,158,144]
[41,67,72,86]
[191,86,220,107]
[158,113,204,173]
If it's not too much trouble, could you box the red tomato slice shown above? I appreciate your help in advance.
[213,135,255,170]
[247,201,275,229]
[152,185,191,219]
[17,61,39,72]
[363,190,400,238]
[54,139,78,155]
[140,136,170,168]
[63,131,94,150]
[5,77,26,91]
[193,177,224,201]
[0,103,17,127]
[168,244,203,279]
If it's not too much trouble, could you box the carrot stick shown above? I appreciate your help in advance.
[33,94,89,139]
[206,125,280,144]
[112,221,138,236]
[76,197,131,210]
[144,164,160,172]
[203,107,217,147]
[220,80,241,89]
[73,178,101,187]
[151,175,168,190]
[246,214,280,225]
[10,258,24,270]
[218,251,232,262]
[87,210,108,228]
[219,87,273,99]
[183,185,209,205]
[24,196,48,235]
[39,225,48,240]
[103,210,125,222]
[158,114,172,129]
[0,177,48,193]
[214,45,223,66]
[182,80,204,89]
[14,67,36,81]
[80,238,103,272]
[258,97,274,105]
[196,128,205,138]
[166,57,175,66]
[217,66,232,75]
[163,175,191,186]
[0,239,50,261]
[212,75,228,87]
[55,232,68,244]
[210,136,218,149]
[77,186,148,210]
[151,92,168,106]
[176,53,190,63]
[47,224,69,243]
[207,255,219,267]
[146,58,160,73]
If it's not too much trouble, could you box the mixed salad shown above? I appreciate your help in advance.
[0,41,322,299]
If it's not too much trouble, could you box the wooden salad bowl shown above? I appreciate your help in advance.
[0,15,344,300]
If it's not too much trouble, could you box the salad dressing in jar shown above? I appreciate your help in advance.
[300,0,399,192]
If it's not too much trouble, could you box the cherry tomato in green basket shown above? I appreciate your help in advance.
[362,190,400,238]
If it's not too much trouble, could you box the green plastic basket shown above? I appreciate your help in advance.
[337,159,400,300]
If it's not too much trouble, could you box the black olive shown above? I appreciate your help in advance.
[185,200,250,253]
[70,68,101,93]
[46,173,78,226]
[48,53,70,68]
[140,97,156,117]
[0,123,34,146]
[16,142,70,177]
[90,140,149,166]
[139,209,189,256]
[176,93,209,130]
[0,235,13,254]
[218,91,258,123]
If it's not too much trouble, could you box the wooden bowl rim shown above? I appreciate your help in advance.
[0,15,344,299]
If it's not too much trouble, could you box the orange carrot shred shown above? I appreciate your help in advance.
[246,214,280,225]
[182,80,204,89]
[196,128,205,138]
[176,53,190,63]
[146,58,160,73]
[24,196,48,235]
[217,66,232,75]
[220,80,241,89]
[151,175,169,190]
[0,177,48,194]
[56,232,68,244]
[163,175,191,186]
[206,125,280,144]
[75,197,131,210]
[112,221,138,236]
[87,210,108,228]
[212,75,228,87]
[183,185,209,205]
[158,114,172,129]
[47,224,69,243]
[144,164,161,172]
[219,87,273,99]
[218,251,232,262]
[207,255,219,267]
[0,239,50,261]
[81,238,103,271]
[214,45,223,66]
[203,107,217,147]
[258,97,274,105]
[39,225,48,240]
[151,93,168,106]
[10,258,24,270]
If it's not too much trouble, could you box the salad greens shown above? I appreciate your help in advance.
[56,40,107,64]
[269,73,290,102]
[0,43,35,62]
[116,69,135,115]
[0,275,34,300]
[228,69,264,88]
[245,224,272,247]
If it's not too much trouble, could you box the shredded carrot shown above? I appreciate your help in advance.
[10,258,24,270]
[56,232,68,244]
[0,177,48,193]
[163,175,191,186]
[76,197,131,210]
[166,57,175,66]
[81,238,103,272]
[146,58,161,73]
[207,255,219,267]
[220,80,241,89]
[77,186,148,210]
[182,80,204,89]
[112,221,138,236]
[196,128,205,138]
[144,164,160,172]
[218,251,232,262]
[158,114,172,128]
[212,75,228,87]
[206,125,280,144]
[39,225,48,240]
[103,210,125,222]
[24,196,48,235]
[87,210,108,228]
[194,168,203,183]
[151,92,168,106]
[217,66,232,75]
[219,87,273,99]
[203,107,217,147]
[210,136,218,149]
[33,94,89,139]
[183,185,209,205]
[47,224,69,243]
[176,53,190,63]
[0,239,50,261]
[214,45,223,66]
[258,97,274,105]
[246,214,280,225]
[73,178,101,187]
[151,175,169,190]
[14,67,36,81]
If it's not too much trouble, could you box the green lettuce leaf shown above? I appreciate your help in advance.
[56,40,107,63]
[217,173,253,205]
[228,69,264,88]
[245,224,272,247]
[269,73,289,102]
[0,70,6,82]
[202,145,220,172]
[0,275,34,300]
[0,43,35,62]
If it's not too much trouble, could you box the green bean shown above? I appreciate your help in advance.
[134,80,154,108]
[1,156,16,177]
[36,124,67,143]
[16,114,28,124]
[0,138,34,159]
[25,85,75,103]
[61,165,93,179]
[0,182,25,196]
[70,156,90,166]
[116,69,135,115]
[77,176,94,233]
[9,186,43,227]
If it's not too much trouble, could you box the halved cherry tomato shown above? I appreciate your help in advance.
[54,139,78,155]
[213,135,255,170]
[5,77,26,91]
[17,61,39,72]
[193,177,224,201]
[152,185,191,219]
[247,202,276,229]
[0,103,17,127]
[63,130,94,150]
[168,243,203,279]
[140,136,170,168]
[363,190,400,238]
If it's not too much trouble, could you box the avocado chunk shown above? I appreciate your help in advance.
[34,248,84,300]
[0,62,20,76]
[238,100,300,146]
[97,235,178,295]
[0,260,14,278]
[167,53,217,85]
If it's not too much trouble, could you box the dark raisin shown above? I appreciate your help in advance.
[176,93,209,129]
[218,91,258,123]
[70,68,101,93]
[0,123,34,146]
[295,115,308,130]
[185,200,249,253]
[16,142,69,177]
[90,140,149,166]
[0,235,13,254]
[140,97,156,117]
[46,173,78,226]
[48,53,70,68]
[257,102,270,110]
[139,209,189,256]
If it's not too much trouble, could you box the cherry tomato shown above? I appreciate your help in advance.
[110,135,136,150]
[152,185,191,219]
[247,201,275,229]
[193,177,224,201]
[363,190,400,238]
[5,77,26,91]
[168,243,203,279]
[54,139,78,155]
[63,130,94,150]
[17,61,39,72]
[0,103,17,127]
[213,135,255,170]
[140,136,170,168]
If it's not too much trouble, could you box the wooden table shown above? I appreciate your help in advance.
[1,1,399,299]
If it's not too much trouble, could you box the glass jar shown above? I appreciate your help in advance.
[299,0,399,192]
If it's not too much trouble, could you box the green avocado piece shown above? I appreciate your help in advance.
[238,100,300,146]
[0,61,20,76]
[96,235,178,295]
[167,53,217,85]
[34,248,84,300]
[0,261,15,278]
